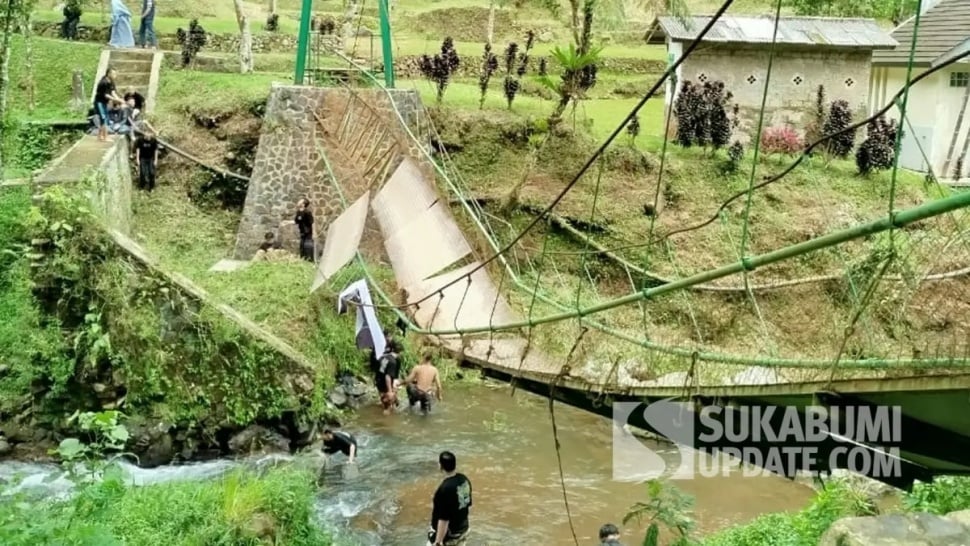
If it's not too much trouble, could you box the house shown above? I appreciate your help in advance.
[870,0,970,179]
[647,16,896,133]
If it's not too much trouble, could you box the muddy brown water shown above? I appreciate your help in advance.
[315,380,815,545]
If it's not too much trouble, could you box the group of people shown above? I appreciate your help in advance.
[91,67,159,192]
[107,0,158,50]
[320,428,471,546]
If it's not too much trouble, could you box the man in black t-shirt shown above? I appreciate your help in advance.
[94,68,123,142]
[320,429,357,463]
[294,198,314,261]
[134,131,159,192]
[428,451,472,546]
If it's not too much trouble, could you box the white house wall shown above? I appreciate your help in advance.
[871,66,965,176]
[666,44,874,136]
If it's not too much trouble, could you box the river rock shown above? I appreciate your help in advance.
[227,425,290,455]
[127,418,175,468]
[819,512,970,545]
[0,437,11,456]
[328,389,349,408]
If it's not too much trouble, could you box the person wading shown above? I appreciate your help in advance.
[404,351,443,414]
[375,339,402,415]
[598,523,623,545]
[320,429,357,464]
[294,198,315,261]
[428,451,472,546]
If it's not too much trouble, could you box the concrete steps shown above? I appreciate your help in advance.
[92,48,162,113]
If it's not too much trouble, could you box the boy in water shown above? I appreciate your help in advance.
[320,429,357,464]
[404,351,443,414]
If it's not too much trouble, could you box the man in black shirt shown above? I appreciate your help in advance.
[428,451,472,546]
[599,523,623,545]
[375,339,401,415]
[294,198,314,261]
[134,130,159,192]
[94,67,123,142]
[320,429,357,463]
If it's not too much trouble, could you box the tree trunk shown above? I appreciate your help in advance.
[21,9,35,112]
[0,0,15,174]
[341,0,361,56]
[233,0,254,74]
[486,0,495,46]
[269,0,277,13]
[70,69,86,112]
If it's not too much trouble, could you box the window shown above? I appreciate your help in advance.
[746,74,758,85]
[844,78,855,88]
[792,75,803,86]
[698,73,708,83]
[950,72,970,88]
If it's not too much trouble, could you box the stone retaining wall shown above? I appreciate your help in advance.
[232,85,426,259]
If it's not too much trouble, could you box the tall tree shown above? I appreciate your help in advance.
[233,0,254,74]
[20,0,36,112]
[0,0,17,174]
[268,0,277,14]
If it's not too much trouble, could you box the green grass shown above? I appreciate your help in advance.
[0,466,332,545]
[154,70,285,118]
[5,36,101,120]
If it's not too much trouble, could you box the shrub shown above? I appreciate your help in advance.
[722,140,744,173]
[856,115,898,175]
[674,79,735,151]
[804,84,826,148]
[823,99,855,158]
[760,126,802,156]
[419,37,460,104]
[176,19,207,67]
[478,43,499,109]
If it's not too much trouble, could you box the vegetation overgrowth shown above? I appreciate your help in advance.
[0,411,332,545]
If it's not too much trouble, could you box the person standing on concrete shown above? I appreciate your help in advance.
[295,198,315,262]
[94,67,124,142]
[134,130,159,192]
[138,0,157,49]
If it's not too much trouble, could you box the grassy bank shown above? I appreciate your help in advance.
[0,466,332,545]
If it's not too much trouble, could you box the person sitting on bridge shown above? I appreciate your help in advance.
[404,351,443,415]
[320,429,357,464]
[598,523,623,545]
[106,100,130,135]
[124,87,145,112]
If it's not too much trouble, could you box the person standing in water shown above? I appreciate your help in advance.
[428,451,472,546]
[375,339,402,415]
[294,198,314,261]
[320,429,357,463]
[404,351,443,414]
[598,523,623,545]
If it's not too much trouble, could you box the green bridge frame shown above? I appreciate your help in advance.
[293,0,396,87]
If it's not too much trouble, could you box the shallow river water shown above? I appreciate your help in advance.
[0,381,815,545]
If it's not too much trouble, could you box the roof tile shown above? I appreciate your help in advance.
[653,15,897,49]
[873,0,970,65]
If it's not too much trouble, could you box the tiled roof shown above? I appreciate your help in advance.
[651,15,897,49]
[873,0,970,65]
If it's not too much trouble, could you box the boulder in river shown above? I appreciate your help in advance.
[819,511,970,545]
[0,437,11,456]
[326,374,375,410]
[227,425,290,455]
[127,418,176,468]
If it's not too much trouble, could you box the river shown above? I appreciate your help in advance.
[0,381,815,545]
